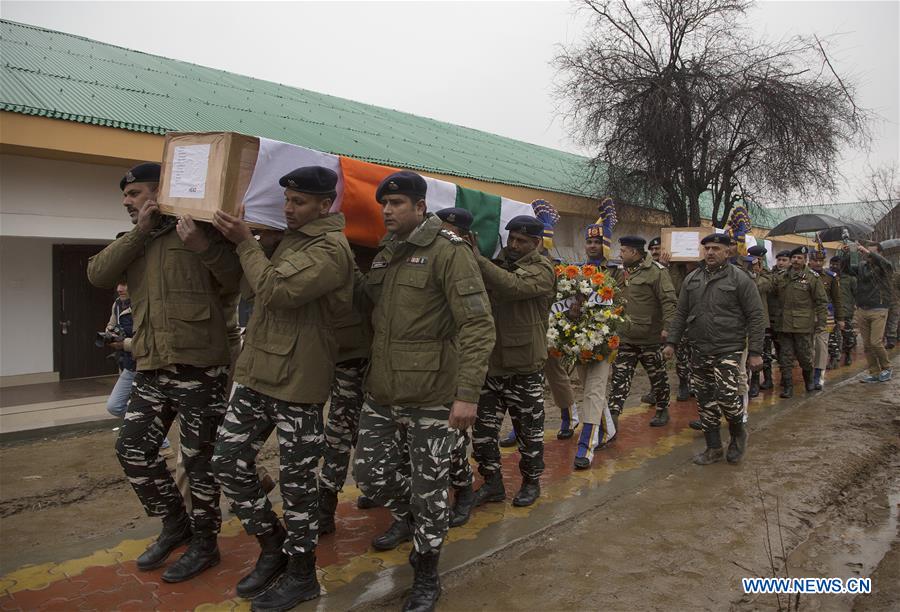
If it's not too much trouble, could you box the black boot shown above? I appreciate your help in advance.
[726,422,748,464]
[676,377,691,402]
[759,365,774,390]
[372,516,413,551]
[649,407,669,427]
[161,535,220,583]
[236,522,288,599]
[318,486,338,536]
[640,392,654,405]
[251,552,320,611]
[402,549,441,612]
[843,351,852,366]
[748,371,760,398]
[693,428,724,465]
[611,410,620,432]
[827,356,839,370]
[802,369,815,392]
[357,495,378,509]
[473,471,506,506]
[136,512,192,571]
[689,419,703,431]
[779,373,793,398]
[512,478,540,507]
[449,485,476,528]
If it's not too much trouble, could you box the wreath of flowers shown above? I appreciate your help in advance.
[547,263,626,365]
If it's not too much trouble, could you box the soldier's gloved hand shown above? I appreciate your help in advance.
[747,354,764,371]
[176,215,211,253]
[662,343,676,361]
[449,400,477,430]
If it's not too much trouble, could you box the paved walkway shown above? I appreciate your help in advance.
[0,359,875,611]
[0,376,117,438]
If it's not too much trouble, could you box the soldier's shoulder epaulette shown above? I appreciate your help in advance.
[653,261,666,269]
[438,228,465,244]
[825,269,836,278]
[810,269,820,277]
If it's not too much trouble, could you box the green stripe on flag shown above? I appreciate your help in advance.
[455,185,501,256]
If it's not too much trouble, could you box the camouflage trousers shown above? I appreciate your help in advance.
[608,343,669,414]
[320,358,368,493]
[777,332,814,372]
[472,372,545,481]
[449,428,474,489]
[675,338,693,382]
[763,330,776,368]
[837,319,857,354]
[117,364,228,537]
[353,400,456,554]
[212,385,324,554]
[692,351,744,431]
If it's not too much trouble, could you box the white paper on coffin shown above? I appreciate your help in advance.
[241,138,343,229]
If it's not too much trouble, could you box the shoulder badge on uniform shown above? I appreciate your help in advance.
[371,260,388,269]
[407,256,428,265]
[810,270,820,277]
[653,261,666,269]
[439,228,464,244]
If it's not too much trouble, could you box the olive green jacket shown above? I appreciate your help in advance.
[613,254,677,345]
[362,215,495,407]
[835,272,857,320]
[334,263,373,363]
[773,266,829,334]
[87,220,241,370]
[751,269,773,324]
[235,214,354,404]
[818,269,843,322]
[477,248,555,376]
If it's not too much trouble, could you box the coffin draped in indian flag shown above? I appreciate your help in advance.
[157,131,538,256]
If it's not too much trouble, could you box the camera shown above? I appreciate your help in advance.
[95,325,125,348]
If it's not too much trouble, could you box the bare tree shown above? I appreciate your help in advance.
[857,163,900,240]
[556,0,870,227]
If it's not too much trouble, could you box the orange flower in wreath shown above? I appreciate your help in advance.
[613,306,624,316]
[594,353,605,361]
[600,286,615,301]
[591,272,606,285]
[608,335,620,350]
[555,265,566,278]
[549,348,563,358]
[564,265,580,279]
[580,349,594,361]
[581,264,597,277]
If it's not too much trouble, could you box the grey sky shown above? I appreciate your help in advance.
[2,0,897,206]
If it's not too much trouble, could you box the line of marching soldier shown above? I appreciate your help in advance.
[89,161,893,612]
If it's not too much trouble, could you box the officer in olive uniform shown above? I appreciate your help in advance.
[773,246,828,397]
[744,246,773,397]
[210,167,353,609]
[808,250,843,388]
[317,264,373,536]
[664,233,765,465]
[87,163,242,583]
[829,256,857,365]
[608,236,678,427]
[469,215,555,511]
[353,171,495,612]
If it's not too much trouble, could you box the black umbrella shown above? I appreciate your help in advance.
[766,213,871,238]
[817,220,875,242]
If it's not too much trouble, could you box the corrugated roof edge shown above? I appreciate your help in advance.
[0,18,594,195]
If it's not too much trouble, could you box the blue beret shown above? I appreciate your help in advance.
[648,236,662,248]
[120,162,161,191]
[436,207,473,232]
[790,245,810,257]
[375,171,427,202]
[776,250,792,258]
[279,166,338,194]
[748,245,767,257]
[700,233,733,246]
[505,215,544,237]
[619,235,646,249]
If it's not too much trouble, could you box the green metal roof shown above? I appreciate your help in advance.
[0,19,593,196]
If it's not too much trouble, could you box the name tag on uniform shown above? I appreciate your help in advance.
[407,256,428,265]
[371,260,388,269]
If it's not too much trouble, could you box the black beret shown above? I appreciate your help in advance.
[619,235,647,249]
[505,215,544,237]
[648,236,662,248]
[375,171,427,202]
[279,166,338,194]
[700,233,733,246]
[120,162,161,191]
[790,245,810,257]
[436,207,473,232]
[748,245,767,257]
[776,250,792,258]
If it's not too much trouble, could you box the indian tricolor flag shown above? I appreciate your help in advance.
[240,136,537,256]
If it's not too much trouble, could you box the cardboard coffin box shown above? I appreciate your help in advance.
[157,131,269,227]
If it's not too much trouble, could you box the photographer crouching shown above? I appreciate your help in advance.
[101,282,137,418]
